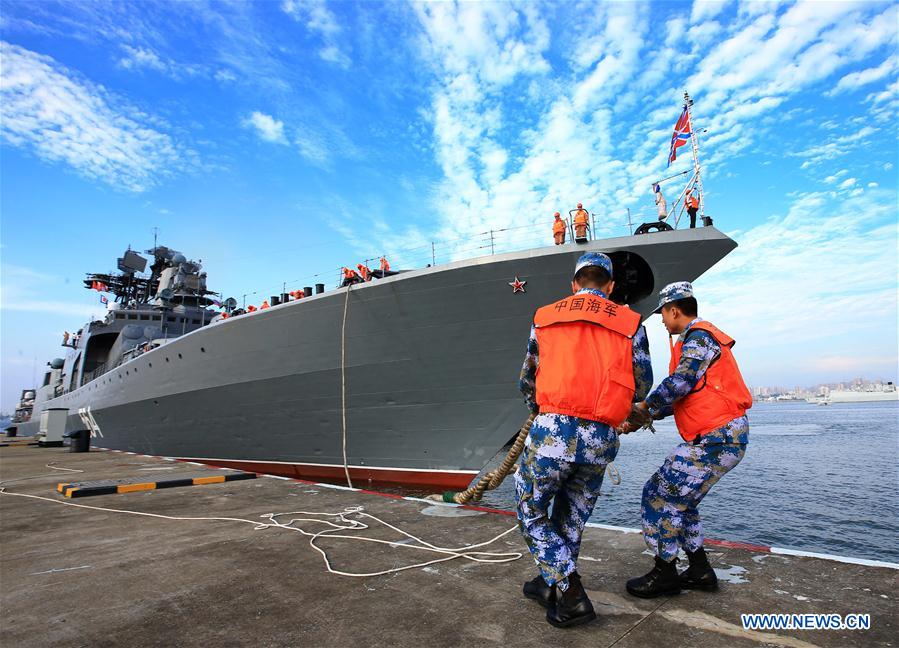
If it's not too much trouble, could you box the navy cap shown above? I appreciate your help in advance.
[573,252,613,280]
[656,281,694,311]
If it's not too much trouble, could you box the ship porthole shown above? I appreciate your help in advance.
[178,353,183,359]
[149,362,152,367]
[166,357,170,362]
[200,347,205,353]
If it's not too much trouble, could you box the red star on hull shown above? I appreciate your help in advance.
[509,277,527,293]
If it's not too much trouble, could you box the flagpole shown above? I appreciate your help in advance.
[684,91,705,219]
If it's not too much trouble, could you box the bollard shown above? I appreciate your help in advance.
[65,429,90,453]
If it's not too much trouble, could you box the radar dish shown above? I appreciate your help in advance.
[117,250,147,274]
[172,253,187,264]
[224,297,238,312]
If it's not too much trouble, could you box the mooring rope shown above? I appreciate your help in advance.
[340,284,353,489]
[428,413,535,505]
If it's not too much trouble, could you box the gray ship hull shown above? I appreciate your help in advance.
[31,228,736,488]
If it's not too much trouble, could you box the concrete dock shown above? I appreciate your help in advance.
[1,442,896,647]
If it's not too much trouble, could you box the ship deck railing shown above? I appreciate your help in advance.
[232,207,711,309]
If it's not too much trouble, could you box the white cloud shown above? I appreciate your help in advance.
[837,177,857,189]
[118,45,166,72]
[116,44,203,80]
[0,42,186,192]
[282,0,351,69]
[243,111,288,145]
[822,169,848,184]
[829,57,897,95]
[688,189,898,383]
[690,0,733,24]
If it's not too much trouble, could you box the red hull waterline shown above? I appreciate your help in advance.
[182,458,479,491]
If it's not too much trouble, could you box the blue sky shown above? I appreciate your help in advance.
[1,0,897,411]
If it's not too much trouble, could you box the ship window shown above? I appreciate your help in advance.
[116,314,125,320]
[140,315,149,320]
[193,319,200,325]
[167,317,176,322]
[152,316,161,321]
[127,314,137,320]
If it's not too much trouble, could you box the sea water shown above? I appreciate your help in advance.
[480,401,899,563]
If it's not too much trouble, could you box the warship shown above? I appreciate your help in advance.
[5,226,736,489]
[6,94,733,489]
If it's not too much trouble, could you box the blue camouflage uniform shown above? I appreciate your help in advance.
[515,272,652,589]
[641,286,749,563]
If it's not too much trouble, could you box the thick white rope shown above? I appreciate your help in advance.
[340,284,353,488]
[0,487,521,577]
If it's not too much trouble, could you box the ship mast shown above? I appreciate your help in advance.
[684,91,705,219]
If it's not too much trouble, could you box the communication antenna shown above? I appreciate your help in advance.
[152,226,159,250]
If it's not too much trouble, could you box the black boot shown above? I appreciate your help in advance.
[523,574,554,608]
[546,573,596,628]
[680,547,718,591]
[626,557,681,598]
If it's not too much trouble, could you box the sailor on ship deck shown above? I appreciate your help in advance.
[552,212,566,245]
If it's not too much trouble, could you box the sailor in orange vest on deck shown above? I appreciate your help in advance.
[624,281,751,599]
[341,267,361,287]
[357,263,371,282]
[260,300,270,309]
[516,252,652,628]
[552,212,566,245]
[572,203,589,241]
[684,190,700,229]
[380,256,390,273]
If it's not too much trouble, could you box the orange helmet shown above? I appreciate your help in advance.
[577,202,582,208]
[554,212,560,217]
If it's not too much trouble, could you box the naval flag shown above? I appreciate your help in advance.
[99,295,109,304]
[667,106,691,167]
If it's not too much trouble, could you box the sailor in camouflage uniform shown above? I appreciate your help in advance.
[625,282,752,598]
[516,252,652,627]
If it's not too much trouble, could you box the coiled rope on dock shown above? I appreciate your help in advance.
[0,487,521,577]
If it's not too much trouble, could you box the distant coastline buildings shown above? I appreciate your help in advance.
[751,378,898,403]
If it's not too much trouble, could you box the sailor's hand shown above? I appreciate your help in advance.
[630,402,651,426]
[616,420,641,435]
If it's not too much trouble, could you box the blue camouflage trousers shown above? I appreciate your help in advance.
[514,413,619,587]
[641,425,747,562]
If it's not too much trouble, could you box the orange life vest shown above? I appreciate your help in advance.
[686,194,699,209]
[357,264,371,281]
[552,219,566,234]
[380,257,390,272]
[574,210,589,225]
[261,300,270,309]
[343,267,357,280]
[669,321,752,441]
[247,305,257,312]
[533,294,641,426]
